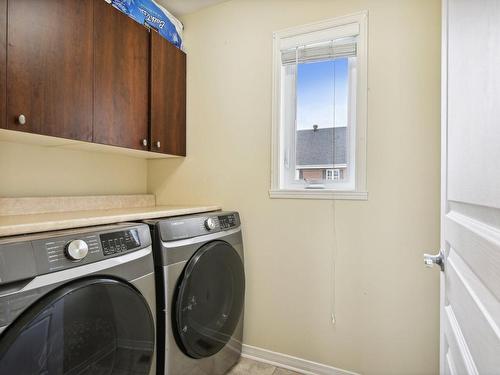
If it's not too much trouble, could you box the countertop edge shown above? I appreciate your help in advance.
[0,205,221,237]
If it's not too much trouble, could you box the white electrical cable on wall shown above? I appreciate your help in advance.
[330,52,338,326]
[330,196,338,325]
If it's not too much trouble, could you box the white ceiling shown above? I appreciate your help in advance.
[156,0,227,17]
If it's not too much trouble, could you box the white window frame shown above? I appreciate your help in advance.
[270,12,368,200]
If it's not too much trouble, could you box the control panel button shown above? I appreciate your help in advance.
[65,240,89,261]
[204,217,217,231]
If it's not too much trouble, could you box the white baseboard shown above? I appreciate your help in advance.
[241,344,360,375]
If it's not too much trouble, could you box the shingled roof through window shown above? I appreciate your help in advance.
[296,126,347,166]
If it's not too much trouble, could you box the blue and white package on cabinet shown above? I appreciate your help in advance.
[107,0,184,49]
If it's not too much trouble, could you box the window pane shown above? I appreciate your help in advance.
[295,58,349,184]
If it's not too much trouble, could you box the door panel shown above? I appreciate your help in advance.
[444,349,459,375]
[445,251,500,374]
[447,0,500,210]
[151,31,186,156]
[442,0,500,373]
[0,0,5,130]
[6,0,93,140]
[445,208,500,301]
[443,306,476,375]
[94,0,149,151]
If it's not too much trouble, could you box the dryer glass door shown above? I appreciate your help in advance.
[174,240,245,359]
[0,277,155,374]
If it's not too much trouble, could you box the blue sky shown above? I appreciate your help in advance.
[296,58,348,130]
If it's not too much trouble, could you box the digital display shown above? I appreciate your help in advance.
[218,215,236,230]
[100,229,141,256]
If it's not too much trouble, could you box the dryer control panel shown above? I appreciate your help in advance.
[218,213,238,230]
[151,211,241,242]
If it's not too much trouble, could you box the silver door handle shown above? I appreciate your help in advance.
[156,141,161,148]
[424,249,445,271]
[142,139,148,147]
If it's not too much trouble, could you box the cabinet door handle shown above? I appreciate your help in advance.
[18,114,26,125]
[142,139,148,147]
[156,141,161,148]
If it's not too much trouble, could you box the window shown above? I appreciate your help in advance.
[270,13,368,200]
[326,169,341,181]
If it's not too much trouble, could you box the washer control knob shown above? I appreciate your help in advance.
[204,217,216,231]
[65,240,89,261]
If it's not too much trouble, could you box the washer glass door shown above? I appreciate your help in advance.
[174,240,245,359]
[0,278,155,375]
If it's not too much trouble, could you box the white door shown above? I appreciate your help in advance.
[430,0,500,374]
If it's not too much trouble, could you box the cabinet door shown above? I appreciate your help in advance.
[6,0,93,141]
[94,1,150,151]
[151,31,186,156]
[0,0,5,130]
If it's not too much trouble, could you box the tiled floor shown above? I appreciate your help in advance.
[227,358,302,375]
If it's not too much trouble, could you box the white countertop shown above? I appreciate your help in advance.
[0,205,221,237]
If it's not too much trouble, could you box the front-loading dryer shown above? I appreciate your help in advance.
[0,223,156,375]
[145,211,245,375]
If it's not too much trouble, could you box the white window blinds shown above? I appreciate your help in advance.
[281,38,357,65]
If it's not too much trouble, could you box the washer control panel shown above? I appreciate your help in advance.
[22,223,152,273]
[44,235,100,268]
[100,229,141,256]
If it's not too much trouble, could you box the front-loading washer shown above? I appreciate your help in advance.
[145,211,245,375]
[0,223,156,374]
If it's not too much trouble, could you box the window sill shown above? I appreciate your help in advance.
[269,189,368,200]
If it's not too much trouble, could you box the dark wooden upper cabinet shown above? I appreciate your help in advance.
[94,1,150,151]
[2,0,186,156]
[0,0,5,130]
[6,0,93,141]
[150,31,186,156]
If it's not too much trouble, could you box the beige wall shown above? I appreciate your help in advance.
[0,141,147,197]
[148,0,441,374]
